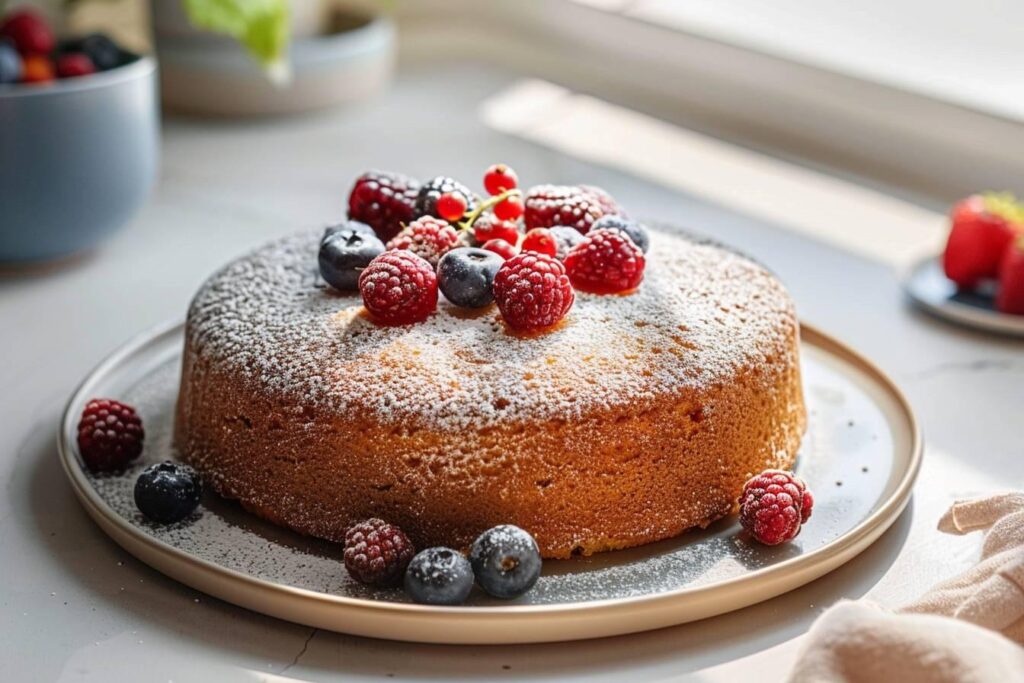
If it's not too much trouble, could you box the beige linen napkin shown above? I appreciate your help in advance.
[789,493,1024,682]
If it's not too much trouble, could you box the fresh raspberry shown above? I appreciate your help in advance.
[739,470,813,546]
[524,185,608,234]
[56,53,95,78]
[493,195,524,222]
[579,184,622,217]
[348,171,420,243]
[481,238,518,260]
[359,250,438,325]
[344,518,416,587]
[0,10,54,55]
[473,213,520,246]
[520,228,557,257]
[564,228,646,294]
[386,216,460,266]
[77,399,144,472]
[415,176,477,223]
[483,164,519,196]
[493,252,574,331]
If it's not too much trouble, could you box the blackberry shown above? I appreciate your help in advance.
[415,176,477,223]
[59,33,124,71]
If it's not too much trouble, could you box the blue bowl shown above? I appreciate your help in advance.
[0,56,159,263]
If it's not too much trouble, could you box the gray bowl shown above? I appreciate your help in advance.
[0,56,159,263]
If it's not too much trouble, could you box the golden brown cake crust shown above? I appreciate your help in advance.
[175,229,806,558]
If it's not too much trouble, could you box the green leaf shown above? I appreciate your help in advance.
[183,0,289,72]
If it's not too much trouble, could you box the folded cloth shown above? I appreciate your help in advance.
[789,493,1024,682]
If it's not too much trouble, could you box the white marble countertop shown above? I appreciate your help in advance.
[2,63,1021,682]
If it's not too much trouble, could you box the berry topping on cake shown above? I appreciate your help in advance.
[524,185,610,234]
[493,194,525,222]
[564,228,646,294]
[358,250,438,325]
[481,238,519,260]
[386,216,460,266]
[996,235,1024,314]
[436,192,468,222]
[469,525,542,599]
[403,547,474,605]
[437,247,503,308]
[343,518,416,587]
[943,193,1023,289]
[591,214,650,253]
[483,163,519,196]
[548,226,585,261]
[319,222,385,291]
[134,461,202,524]
[520,227,558,257]
[77,399,144,472]
[347,171,421,243]
[415,176,477,223]
[493,252,574,331]
[579,184,622,217]
[473,213,520,246]
[739,470,813,546]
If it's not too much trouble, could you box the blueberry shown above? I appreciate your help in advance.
[549,226,585,261]
[60,33,126,71]
[134,461,202,524]
[592,215,650,253]
[437,247,502,308]
[319,224,385,291]
[324,220,374,241]
[0,40,22,84]
[403,547,474,605]
[469,525,542,599]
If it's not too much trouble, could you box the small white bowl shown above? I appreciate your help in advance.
[155,9,395,117]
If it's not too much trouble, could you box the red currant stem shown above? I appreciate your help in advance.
[457,188,522,232]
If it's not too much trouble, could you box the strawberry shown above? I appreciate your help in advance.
[942,193,1023,289]
[995,235,1024,315]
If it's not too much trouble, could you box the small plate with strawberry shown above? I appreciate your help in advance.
[905,193,1024,336]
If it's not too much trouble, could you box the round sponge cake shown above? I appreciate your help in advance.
[175,228,806,558]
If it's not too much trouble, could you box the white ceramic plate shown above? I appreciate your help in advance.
[904,256,1024,337]
[60,321,920,644]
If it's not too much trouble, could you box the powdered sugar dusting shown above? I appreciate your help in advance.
[184,229,796,431]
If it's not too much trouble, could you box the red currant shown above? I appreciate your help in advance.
[482,239,518,260]
[494,195,524,222]
[436,192,468,222]
[520,228,557,257]
[483,164,519,196]
[474,215,520,246]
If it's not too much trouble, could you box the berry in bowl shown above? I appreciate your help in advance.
[0,8,158,264]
